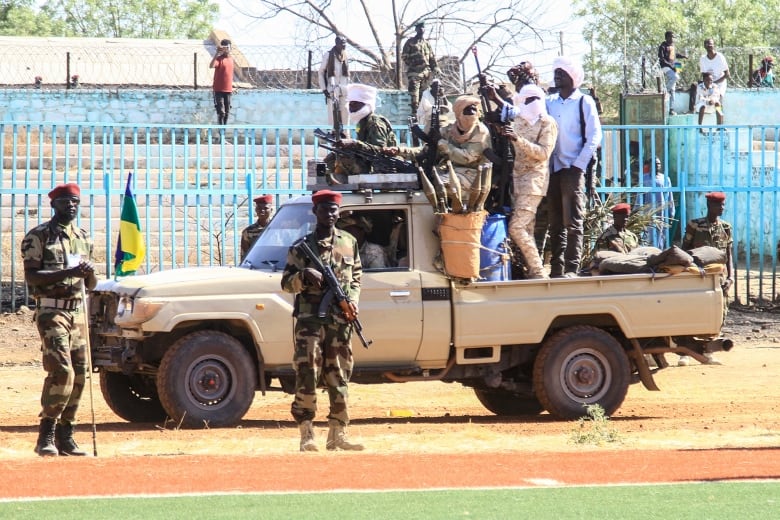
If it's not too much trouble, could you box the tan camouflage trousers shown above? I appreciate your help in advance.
[290,318,354,426]
[35,307,88,423]
[509,194,546,279]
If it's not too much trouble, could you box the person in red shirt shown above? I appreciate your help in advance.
[210,39,235,125]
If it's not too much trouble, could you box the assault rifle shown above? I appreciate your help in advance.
[472,46,514,213]
[297,239,372,349]
[314,128,417,174]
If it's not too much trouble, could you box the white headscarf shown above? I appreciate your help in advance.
[552,56,585,89]
[347,83,377,123]
[513,84,547,125]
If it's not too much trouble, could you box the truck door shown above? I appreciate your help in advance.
[339,207,423,363]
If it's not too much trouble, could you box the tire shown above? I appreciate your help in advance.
[156,331,257,428]
[473,388,544,416]
[100,371,167,423]
[533,325,630,420]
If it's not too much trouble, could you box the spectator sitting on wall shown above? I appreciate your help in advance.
[695,72,723,129]
[752,56,774,88]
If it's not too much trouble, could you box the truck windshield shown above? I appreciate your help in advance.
[240,203,315,271]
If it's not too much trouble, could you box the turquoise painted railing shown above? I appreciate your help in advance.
[2,121,779,309]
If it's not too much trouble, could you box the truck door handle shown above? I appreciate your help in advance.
[390,290,411,297]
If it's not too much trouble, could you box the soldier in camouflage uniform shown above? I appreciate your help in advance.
[402,21,440,114]
[595,203,639,254]
[21,183,97,457]
[281,190,364,452]
[501,84,557,279]
[240,194,274,261]
[325,83,398,177]
[678,191,733,365]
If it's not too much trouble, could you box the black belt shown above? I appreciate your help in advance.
[37,298,82,310]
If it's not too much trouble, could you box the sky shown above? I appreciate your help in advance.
[213,0,590,83]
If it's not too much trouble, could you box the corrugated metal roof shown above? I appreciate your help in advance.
[0,35,237,88]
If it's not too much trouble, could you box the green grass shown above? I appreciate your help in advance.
[2,482,778,519]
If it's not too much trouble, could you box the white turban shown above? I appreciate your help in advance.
[513,84,547,125]
[552,56,585,89]
[515,84,546,103]
[347,83,377,112]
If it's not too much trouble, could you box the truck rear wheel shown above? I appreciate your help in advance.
[156,331,257,428]
[473,388,544,416]
[100,371,167,423]
[533,325,630,420]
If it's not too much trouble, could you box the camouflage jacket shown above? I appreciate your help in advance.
[281,229,362,322]
[240,222,266,260]
[346,113,398,173]
[402,36,438,76]
[20,220,94,299]
[595,225,639,254]
[511,114,558,197]
[681,217,733,252]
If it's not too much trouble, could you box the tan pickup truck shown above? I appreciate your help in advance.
[88,189,731,427]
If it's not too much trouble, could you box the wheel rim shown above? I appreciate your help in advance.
[559,347,611,403]
[185,355,236,410]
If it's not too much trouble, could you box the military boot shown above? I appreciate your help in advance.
[299,420,318,452]
[326,420,364,451]
[34,417,58,457]
[55,421,87,456]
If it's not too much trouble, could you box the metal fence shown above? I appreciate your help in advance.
[2,121,780,311]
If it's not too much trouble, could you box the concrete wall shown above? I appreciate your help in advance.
[0,88,413,127]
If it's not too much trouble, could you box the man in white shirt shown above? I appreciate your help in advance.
[699,38,730,100]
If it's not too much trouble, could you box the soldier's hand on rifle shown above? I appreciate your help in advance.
[337,139,357,149]
[322,89,331,101]
[347,301,359,319]
[437,139,450,156]
[69,261,95,279]
[302,267,324,289]
[382,146,400,156]
[500,124,518,142]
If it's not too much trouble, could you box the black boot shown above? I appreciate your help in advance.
[34,417,58,457]
[55,421,87,456]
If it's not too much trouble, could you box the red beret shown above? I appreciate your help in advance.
[611,203,631,215]
[705,191,726,202]
[311,189,342,206]
[253,194,273,204]
[48,183,81,200]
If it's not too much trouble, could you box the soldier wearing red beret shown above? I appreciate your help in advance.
[281,189,363,452]
[595,203,638,253]
[240,194,275,261]
[21,182,96,456]
[678,192,733,365]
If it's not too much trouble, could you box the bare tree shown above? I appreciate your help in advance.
[230,0,565,90]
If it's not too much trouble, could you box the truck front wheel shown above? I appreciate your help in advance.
[533,325,630,420]
[473,388,544,416]
[100,371,167,423]
[156,331,257,428]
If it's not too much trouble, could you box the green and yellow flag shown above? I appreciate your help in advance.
[114,173,145,277]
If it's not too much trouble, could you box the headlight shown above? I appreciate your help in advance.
[115,296,165,326]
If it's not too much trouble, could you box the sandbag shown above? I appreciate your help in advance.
[438,211,487,280]
[598,254,653,274]
[688,246,726,267]
[646,245,694,268]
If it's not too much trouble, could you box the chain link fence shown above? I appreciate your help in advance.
[0,39,462,94]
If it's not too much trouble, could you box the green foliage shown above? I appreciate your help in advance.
[576,0,780,116]
[39,0,219,39]
[569,403,622,445]
[0,0,68,36]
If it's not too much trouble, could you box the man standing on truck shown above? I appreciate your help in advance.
[546,56,602,278]
[21,183,97,457]
[500,84,557,279]
[679,191,733,365]
[281,189,364,452]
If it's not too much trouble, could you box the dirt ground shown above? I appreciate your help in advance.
[1,305,779,498]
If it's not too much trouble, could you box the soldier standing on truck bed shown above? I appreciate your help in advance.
[281,189,365,452]
[240,194,274,262]
[21,182,97,457]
